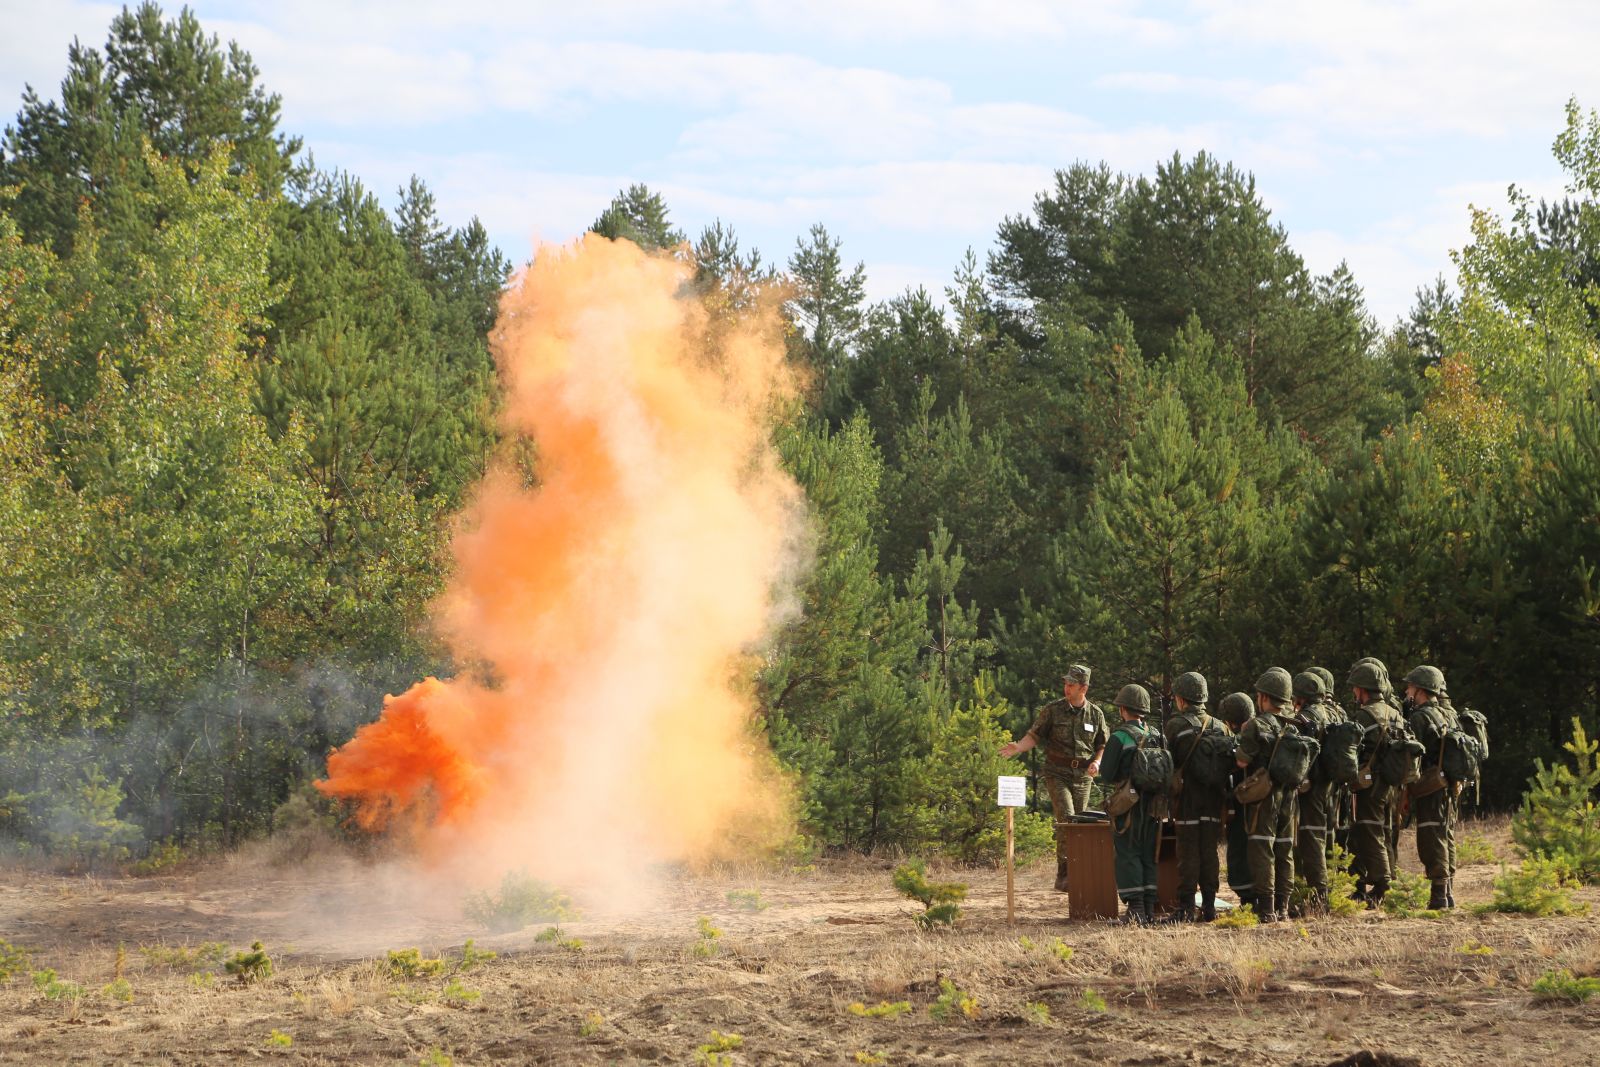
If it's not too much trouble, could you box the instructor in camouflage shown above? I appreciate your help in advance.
[1001,664,1109,892]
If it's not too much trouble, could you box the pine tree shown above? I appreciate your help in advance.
[1512,718,1600,882]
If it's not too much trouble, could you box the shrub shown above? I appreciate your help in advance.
[225,942,274,985]
[1457,940,1495,955]
[696,1030,743,1066]
[1022,1000,1051,1024]
[534,926,584,952]
[458,939,496,971]
[1479,856,1588,916]
[130,839,186,876]
[892,860,967,928]
[41,766,143,868]
[847,1000,912,1019]
[266,1030,293,1048]
[579,1011,604,1036]
[1213,903,1258,929]
[101,977,133,1002]
[463,871,579,933]
[725,889,768,911]
[1457,833,1498,866]
[385,948,447,978]
[441,978,481,1006]
[692,915,722,958]
[0,939,31,982]
[853,1053,886,1065]
[1512,717,1600,883]
[927,978,978,1021]
[1531,968,1600,1003]
[1078,988,1107,1012]
[1382,871,1441,918]
[32,968,83,1000]
[139,942,228,973]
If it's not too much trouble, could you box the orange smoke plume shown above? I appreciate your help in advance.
[317,236,799,889]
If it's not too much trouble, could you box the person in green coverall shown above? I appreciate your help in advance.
[1097,683,1159,925]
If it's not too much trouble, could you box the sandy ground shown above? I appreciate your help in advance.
[1,816,1597,1065]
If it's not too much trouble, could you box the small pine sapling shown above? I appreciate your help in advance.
[927,978,978,1021]
[892,860,967,928]
[1531,969,1600,1003]
[847,1000,912,1019]
[1512,718,1600,883]
[225,942,274,985]
[1479,855,1588,916]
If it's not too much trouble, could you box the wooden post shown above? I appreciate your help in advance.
[1005,806,1015,926]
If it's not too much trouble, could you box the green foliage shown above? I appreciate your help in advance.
[1213,904,1259,929]
[129,839,186,875]
[691,915,723,958]
[725,889,768,912]
[418,1050,453,1067]
[695,1030,743,1066]
[1077,988,1107,1013]
[1531,969,1600,1003]
[32,968,84,1000]
[534,926,584,953]
[1326,845,1365,918]
[224,941,274,985]
[1022,1000,1052,1024]
[927,978,978,1021]
[463,871,578,933]
[848,1000,912,1019]
[590,184,684,252]
[102,977,133,1003]
[853,1053,887,1065]
[266,1030,293,1047]
[441,978,481,1006]
[385,948,447,979]
[579,1011,604,1037]
[40,766,143,868]
[458,939,496,971]
[892,860,967,928]
[1480,856,1589,916]
[0,940,31,982]
[1458,940,1495,956]
[1513,718,1600,882]
[1457,834,1499,866]
[138,942,227,972]
[1382,872,1441,919]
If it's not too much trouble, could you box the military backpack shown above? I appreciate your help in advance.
[1377,723,1426,788]
[1320,719,1364,785]
[1441,728,1484,784]
[1126,729,1175,795]
[1187,728,1238,791]
[1269,726,1322,789]
[1458,707,1490,763]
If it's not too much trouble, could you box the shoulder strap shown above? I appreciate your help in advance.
[1176,713,1211,774]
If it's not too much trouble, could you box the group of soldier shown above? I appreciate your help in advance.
[1000,659,1470,925]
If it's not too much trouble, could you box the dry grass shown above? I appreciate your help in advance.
[1,815,1596,1064]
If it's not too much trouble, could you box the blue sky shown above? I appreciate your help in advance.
[7,1,1600,325]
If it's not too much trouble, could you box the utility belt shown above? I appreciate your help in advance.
[1046,752,1093,771]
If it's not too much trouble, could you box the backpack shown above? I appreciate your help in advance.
[1377,723,1426,787]
[1320,719,1363,785]
[1458,707,1490,763]
[1269,726,1322,788]
[1441,728,1484,784]
[1187,728,1238,790]
[1123,728,1174,795]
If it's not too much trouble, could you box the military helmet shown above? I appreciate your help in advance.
[1254,667,1293,703]
[1113,683,1151,715]
[1352,656,1389,679]
[1347,661,1387,692]
[1219,691,1253,726]
[1404,664,1446,695]
[1173,671,1208,705]
[1309,666,1335,695]
[1293,671,1326,698]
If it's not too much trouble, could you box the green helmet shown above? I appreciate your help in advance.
[1173,671,1208,705]
[1346,661,1387,692]
[1352,656,1389,679]
[1113,683,1151,715]
[1292,671,1326,699]
[1309,666,1335,695]
[1219,691,1253,725]
[1404,664,1446,695]
[1254,667,1293,703]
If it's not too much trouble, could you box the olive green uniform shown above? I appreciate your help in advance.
[1026,698,1110,865]
[1164,708,1226,910]
[1236,708,1295,915]
[1409,699,1458,897]
[1097,720,1158,912]
[1352,698,1404,896]
[1293,699,1339,905]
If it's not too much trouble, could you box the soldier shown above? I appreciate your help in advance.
[1218,691,1256,911]
[1097,684,1160,925]
[1348,660,1403,907]
[1353,656,1404,873]
[1405,665,1457,910]
[1292,672,1337,913]
[1164,671,1227,921]
[1235,668,1297,922]
[1001,664,1109,892]
[1433,677,1465,906]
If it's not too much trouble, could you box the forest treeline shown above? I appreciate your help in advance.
[2,4,1597,865]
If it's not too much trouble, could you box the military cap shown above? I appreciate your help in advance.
[1061,663,1092,685]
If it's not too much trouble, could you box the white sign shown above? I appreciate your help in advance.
[997,775,1028,807]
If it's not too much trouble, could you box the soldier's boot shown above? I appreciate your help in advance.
[1428,881,1449,911]
[1366,883,1387,911]
[1054,858,1070,893]
[1256,895,1278,923]
[1446,880,1457,910]
[1274,892,1291,924]
[1200,892,1217,922]
[1117,898,1144,925]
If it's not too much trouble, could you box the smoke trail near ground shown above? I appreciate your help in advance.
[316,236,800,900]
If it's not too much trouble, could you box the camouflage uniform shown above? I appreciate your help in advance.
[1351,694,1404,903]
[1407,666,1459,910]
[1026,689,1109,877]
[1165,675,1226,921]
[1237,701,1295,920]
[1218,692,1255,906]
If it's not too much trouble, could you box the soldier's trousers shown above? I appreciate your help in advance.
[1044,772,1093,863]
[1413,786,1455,887]
[1225,797,1252,900]
[1172,788,1223,900]
[1296,781,1334,896]
[1243,788,1295,906]
[1352,783,1394,889]
[1112,806,1159,904]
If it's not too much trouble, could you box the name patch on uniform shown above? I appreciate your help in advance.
[1083,721,1095,732]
